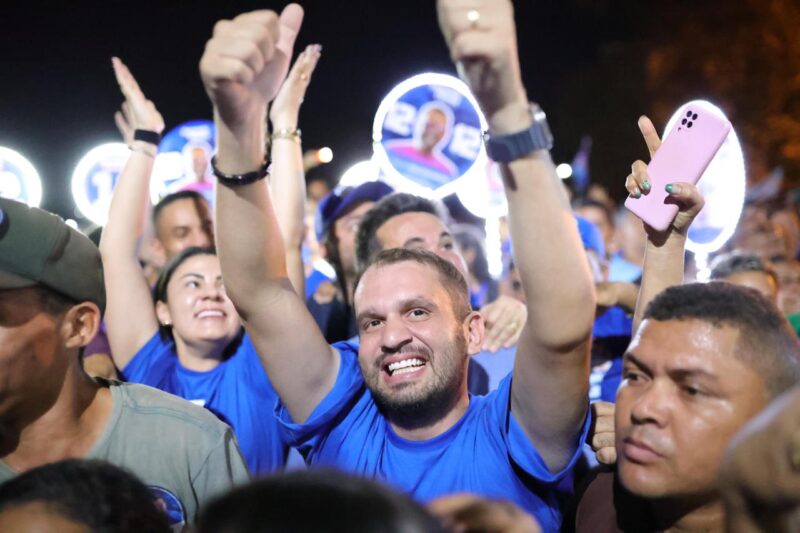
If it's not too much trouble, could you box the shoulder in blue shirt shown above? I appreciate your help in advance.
[276,341,590,532]
[121,331,289,474]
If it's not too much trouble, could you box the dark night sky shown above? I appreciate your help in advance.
[0,0,644,220]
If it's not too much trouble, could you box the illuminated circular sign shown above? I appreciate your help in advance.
[663,100,745,255]
[71,143,130,225]
[338,159,383,189]
[152,119,215,205]
[373,73,487,198]
[456,156,508,219]
[0,147,42,207]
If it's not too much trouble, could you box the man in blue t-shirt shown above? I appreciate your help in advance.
[201,2,596,530]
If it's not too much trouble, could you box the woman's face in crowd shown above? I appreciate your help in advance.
[156,254,240,348]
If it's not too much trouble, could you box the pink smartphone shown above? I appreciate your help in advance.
[625,103,731,231]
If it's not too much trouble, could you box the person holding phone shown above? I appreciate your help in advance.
[575,117,800,532]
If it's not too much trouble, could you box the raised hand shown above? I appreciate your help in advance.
[436,0,527,123]
[111,57,164,135]
[625,116,705,242]
[481,295,527,352]
[270,43,322,129]
[199,5,304,129]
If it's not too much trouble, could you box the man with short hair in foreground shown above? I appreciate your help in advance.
[0,197,249,527]
[203,0,596,529]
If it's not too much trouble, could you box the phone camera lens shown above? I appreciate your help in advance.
[687,121,693,128]
[692,113,698,120]
[681,118,687,125]
[686,111,693,117]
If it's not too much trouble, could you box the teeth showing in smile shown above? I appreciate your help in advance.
[197,310,224,319]
[387,358,425,376]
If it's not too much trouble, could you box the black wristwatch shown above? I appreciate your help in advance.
[483,103,553,163]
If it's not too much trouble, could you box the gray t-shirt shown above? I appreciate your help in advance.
[0,380,250,527]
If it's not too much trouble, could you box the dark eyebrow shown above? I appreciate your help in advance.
[623,352,652,376]
[401,237,426,248]
[400,297,438,311]
[668,368,719,383]
[355,307,381,326]
[625,352,719,382]
[355,297,438,325]
[179,273,204,280]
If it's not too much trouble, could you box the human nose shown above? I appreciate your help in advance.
[628,380,669,428]
[380,315,413,353]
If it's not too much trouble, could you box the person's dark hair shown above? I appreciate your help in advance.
[643,282,800,398]
[709,251,778,286]
[453,224,491,283]
[355,193,449,273]
[152,190,210,231]
[322,197,371,303]
[0,459,170,533]
[573,197,614,228]
[353,247,471,321]
[154,246,217,304]
[153,246,236,344]
[197,469,447,533]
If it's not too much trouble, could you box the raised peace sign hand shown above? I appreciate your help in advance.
[625,116,705,244]
[111,57,165,139]
[199,5,304,129]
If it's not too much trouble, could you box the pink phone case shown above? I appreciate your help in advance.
[624,104,731,231]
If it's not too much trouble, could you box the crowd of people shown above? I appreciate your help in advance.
[1,1,799,531]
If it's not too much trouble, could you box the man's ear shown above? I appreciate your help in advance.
[464,311,485,356]
[61,302,101,349]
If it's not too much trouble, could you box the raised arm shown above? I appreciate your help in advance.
[200,6,338,423]
[99,57,164,369]
[624,116,704,333]
[268,43,322,296]
[437,0,595,472]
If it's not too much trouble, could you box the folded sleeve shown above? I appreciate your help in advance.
[492,374,592,484]
[275,342,365,454]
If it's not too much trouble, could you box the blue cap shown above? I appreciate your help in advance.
[315,181,394,242]
[575,215,606,258]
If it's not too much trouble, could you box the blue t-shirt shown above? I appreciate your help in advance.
[121,332,289,474]
[278,342,590,531]
[472,345,517,393]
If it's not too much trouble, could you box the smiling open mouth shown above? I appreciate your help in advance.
[196,310,224,319]
[385,358,427,376]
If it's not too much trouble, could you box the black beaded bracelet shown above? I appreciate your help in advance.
[211,156,269,186]
[133,129,161,145]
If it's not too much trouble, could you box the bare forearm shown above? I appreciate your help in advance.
[99,147,153,258]
[269,133,306,295]
[495,103,596,349]
[633,234,685,333]
[214,110,292,311]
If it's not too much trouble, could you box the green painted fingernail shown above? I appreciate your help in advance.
[642,179,651,191]
[633,190,642,198]
[665,183,673,193]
